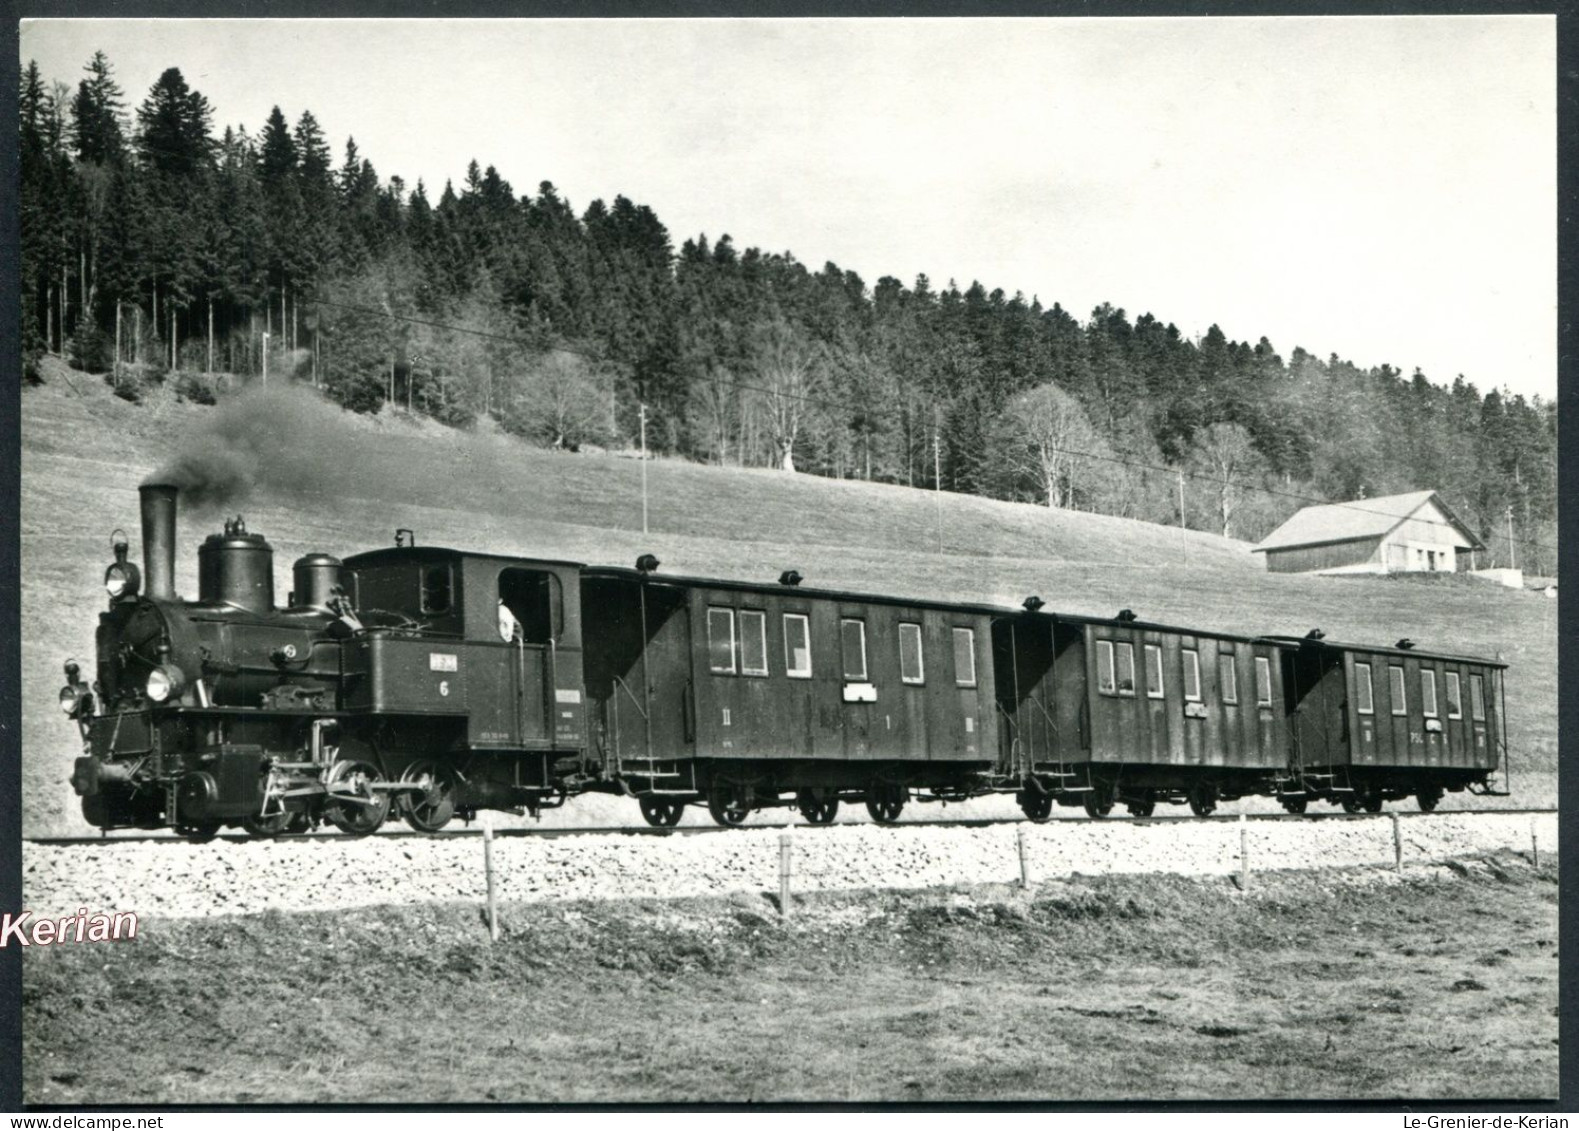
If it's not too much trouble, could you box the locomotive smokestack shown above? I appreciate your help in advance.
[139,483,178,600]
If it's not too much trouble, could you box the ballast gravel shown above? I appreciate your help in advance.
[21,810,1555,921]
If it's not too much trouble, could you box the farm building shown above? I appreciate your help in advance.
[1252,490,1484,575]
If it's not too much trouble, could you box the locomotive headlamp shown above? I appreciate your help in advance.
[145,664,187,703]
[58,685,81,714]
[104,531,141,599]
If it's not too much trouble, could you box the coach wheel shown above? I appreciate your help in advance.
[1125,791,1156,819]
[402,760,457,833]
[1279,796,1308,815]
[1188,784,1217,818]
[1082,792,1113,819]
[325,759,391,836]
[1416,787,1443,814]
[243,810,294,838]
[639,797,684,827]
[175,820,222,843]
[865,786,906,825]
[1339,795,1363,814]
[707,789,751,827]
[796,792,840,826]
[1019,791,1053,823]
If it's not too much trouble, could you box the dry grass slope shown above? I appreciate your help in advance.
[20,362,1557,835]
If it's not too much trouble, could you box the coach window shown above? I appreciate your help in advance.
[953,627,977,687]
[740,610,769,677]
[841,619,868,681]
[1144,644,1164,699]
[1256,656,1274,707]
[783,614,812,679]
[1182,648,1202,702]
[1445,672,1463,719]
[421,564,453,614]
[1421,669,1438,717]
[1219,654,1238,704]
[1354,662,1374,714]
[1389,665,1408,715]
[1096,640,1116,695]
[1469,674,1486,721]
[1112,642,1136,696]
[899,622,925,684]
[707,608,737,674]
[498,568,562,644]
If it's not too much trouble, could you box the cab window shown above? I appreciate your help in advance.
[498,568,563,644]
[421,564,453,614]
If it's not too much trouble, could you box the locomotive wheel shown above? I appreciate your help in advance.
[638,797,684,827]
[1340,795,1363,814]
[865,788,906,825]
[796,792,840,825]
[1416,787,1443,813]
[1279,796,1308,815]
[175,820,222,843]
[402,760,457,833]
[1125,792,1156,819]
[1187,784,1217,818]
[325,759,391,836]
[243,810,294,838]
[1019,791,1054,823]
[706,789,751,827]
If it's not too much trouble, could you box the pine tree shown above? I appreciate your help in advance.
[71,51,126,164]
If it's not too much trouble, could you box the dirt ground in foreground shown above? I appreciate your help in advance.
[22,854,1558,1105]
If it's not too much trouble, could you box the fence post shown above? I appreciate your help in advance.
[1531,817,1540,869]
[778,833,793,918]
[483,818,499,942]
[1017,825,1031,889]
[1239,813,1250,891]
[1392,812,1403,873]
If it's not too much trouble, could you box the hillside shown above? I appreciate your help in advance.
[19,363,1557,835]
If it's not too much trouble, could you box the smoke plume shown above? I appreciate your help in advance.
[144,382,346,515]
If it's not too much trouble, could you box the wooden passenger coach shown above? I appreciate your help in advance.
[579,566,999,825]
[995,610,1291,818]
[1268,633,1507,811]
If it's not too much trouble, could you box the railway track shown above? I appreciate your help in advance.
[24,806,1558,849]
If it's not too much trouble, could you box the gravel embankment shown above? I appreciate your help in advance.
[21,811,1555,920]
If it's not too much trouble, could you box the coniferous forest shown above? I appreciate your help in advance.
[20,54,1557,569]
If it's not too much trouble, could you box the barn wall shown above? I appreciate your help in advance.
[1264,538,1381,574]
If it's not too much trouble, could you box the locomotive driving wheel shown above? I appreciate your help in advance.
[243,810,294,838]
[796,790,840,826]
[706,788,751,827]
[402,760,457,833]
[638,797,684,827]
[324,759,391,836]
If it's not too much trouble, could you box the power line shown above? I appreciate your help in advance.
[308,292,1556,560]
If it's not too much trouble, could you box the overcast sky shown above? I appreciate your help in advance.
[20,16,1557,400]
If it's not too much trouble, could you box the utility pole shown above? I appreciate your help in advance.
[639,401,649,535]
[113,303,122,389]
[262,331,270,385]
[1178,468,1189,569]
[207,299,214,375]
[1506,505,1518,571]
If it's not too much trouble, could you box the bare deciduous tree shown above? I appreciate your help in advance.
[994,382,1110,508]
[748,320,825,472]
[1187,421,1263,538]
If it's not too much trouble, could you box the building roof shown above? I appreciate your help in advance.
[1251,490,1485,554]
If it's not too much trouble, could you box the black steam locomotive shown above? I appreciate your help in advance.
[62,484,1509,838]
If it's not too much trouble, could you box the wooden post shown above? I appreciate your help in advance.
[207,299,214,375]
[639,402,649,535]
[778,832,793,918]
[1531,818,1539,869]
[1391,812,1403,873]
[262,332,270,385]
[1238,813,1250,891]
[61,263,69,348]
[483,819,500,942]
[114,303,122,388]
[170,308,176,371]
[1017,824,1030,889]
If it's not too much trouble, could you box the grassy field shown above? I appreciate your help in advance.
[19,363,1558,835]
[22,855,1558,1104]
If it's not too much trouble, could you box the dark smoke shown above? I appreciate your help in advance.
[144,380,345,515]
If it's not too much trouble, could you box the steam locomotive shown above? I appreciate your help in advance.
[62,484,1509,838]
